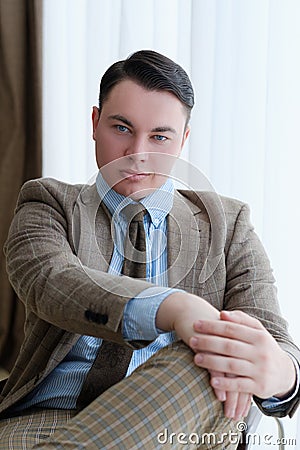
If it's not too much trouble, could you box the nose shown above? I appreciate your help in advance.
[125,137,149,161]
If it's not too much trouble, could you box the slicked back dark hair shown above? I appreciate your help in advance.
[98,50,194,124]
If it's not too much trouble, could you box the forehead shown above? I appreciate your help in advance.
[101,79,187,126]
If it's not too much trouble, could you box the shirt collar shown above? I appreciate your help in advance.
[96,171,174,226]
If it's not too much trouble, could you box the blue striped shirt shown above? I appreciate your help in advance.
[15,173,178,410]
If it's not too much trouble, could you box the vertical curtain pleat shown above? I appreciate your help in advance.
[0,0,42,371]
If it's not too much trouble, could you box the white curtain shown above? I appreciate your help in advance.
[43,0,300,443]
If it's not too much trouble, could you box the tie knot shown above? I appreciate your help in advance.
[122,203,146,224]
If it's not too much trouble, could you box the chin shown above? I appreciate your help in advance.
[115,179,161,200]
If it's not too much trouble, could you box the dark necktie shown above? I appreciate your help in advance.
[76,203,147,410]
[122,203,147,279]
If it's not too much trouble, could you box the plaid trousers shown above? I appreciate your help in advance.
[0,342,240,449]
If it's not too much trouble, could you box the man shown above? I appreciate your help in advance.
[0,50,299,449]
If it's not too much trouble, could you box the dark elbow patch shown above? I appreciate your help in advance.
[85,310,108,325]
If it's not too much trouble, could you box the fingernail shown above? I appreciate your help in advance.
[190,337,197,347]
[195,354,203,363]
[195,320,202,329]
[212,378,219,387]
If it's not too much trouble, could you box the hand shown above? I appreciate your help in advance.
[157,294,253,420]
[156,293,251,420]
[190,310,296,399]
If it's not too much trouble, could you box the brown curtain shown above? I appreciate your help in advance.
[0,0,42,371]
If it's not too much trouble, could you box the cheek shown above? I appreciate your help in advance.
[95,133,124,166]
[160,138,183,156]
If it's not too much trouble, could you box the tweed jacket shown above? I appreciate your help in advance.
[1,177,299,418]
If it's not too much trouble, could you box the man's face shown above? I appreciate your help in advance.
[92,79,190,199]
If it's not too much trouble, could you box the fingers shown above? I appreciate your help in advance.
[190,334,252,359]
[210,373,255,395]
[209,370,226,402]
[193,318,264,345]
[242,394,252,419]
[222,391,252,421]
[194,352,253,378]
[209,371,252,420]
[190,310,290,400]
[224,390,239,419]
[220,310,264,330]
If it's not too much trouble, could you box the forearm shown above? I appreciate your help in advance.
[4,188,150,338]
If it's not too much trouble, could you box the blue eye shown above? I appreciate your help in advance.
[154,135,167,141]
[116,125,129,133]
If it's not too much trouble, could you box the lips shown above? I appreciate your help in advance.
[120,170,151,181]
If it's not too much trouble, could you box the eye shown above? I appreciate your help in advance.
[116,124,129,133]
[153,135,167,142]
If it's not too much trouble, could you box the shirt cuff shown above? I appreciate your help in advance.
[261,353,300,410]
[122,287,183,341]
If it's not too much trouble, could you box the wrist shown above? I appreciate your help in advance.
[274,354,297,398]
[156,291,189,331]
[156,291,219,333]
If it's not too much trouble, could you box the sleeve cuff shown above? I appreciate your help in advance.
[122,287,183,341]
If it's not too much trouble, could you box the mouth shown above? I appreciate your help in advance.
[120,170,152,182]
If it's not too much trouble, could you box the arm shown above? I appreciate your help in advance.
[4,179,151,343]
[189,202,300,418]
[155,201,299,419]
[223,203,299,362]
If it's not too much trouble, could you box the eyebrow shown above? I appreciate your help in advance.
[108,114,177,135]
[108,114,133,128]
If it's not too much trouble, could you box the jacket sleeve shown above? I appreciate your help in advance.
[4,179,151,345]
[224,202,300,417]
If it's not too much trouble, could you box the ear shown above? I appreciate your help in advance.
[179,125,191,153]
[92,106,100,140]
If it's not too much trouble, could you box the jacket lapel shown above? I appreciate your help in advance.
[167,191,205,291]
[167,190,227,298]
[73,183,114,271]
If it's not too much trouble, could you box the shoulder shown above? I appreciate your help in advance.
[17,177,84,210]
[177,190,256,252]
[177,189,249,222]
